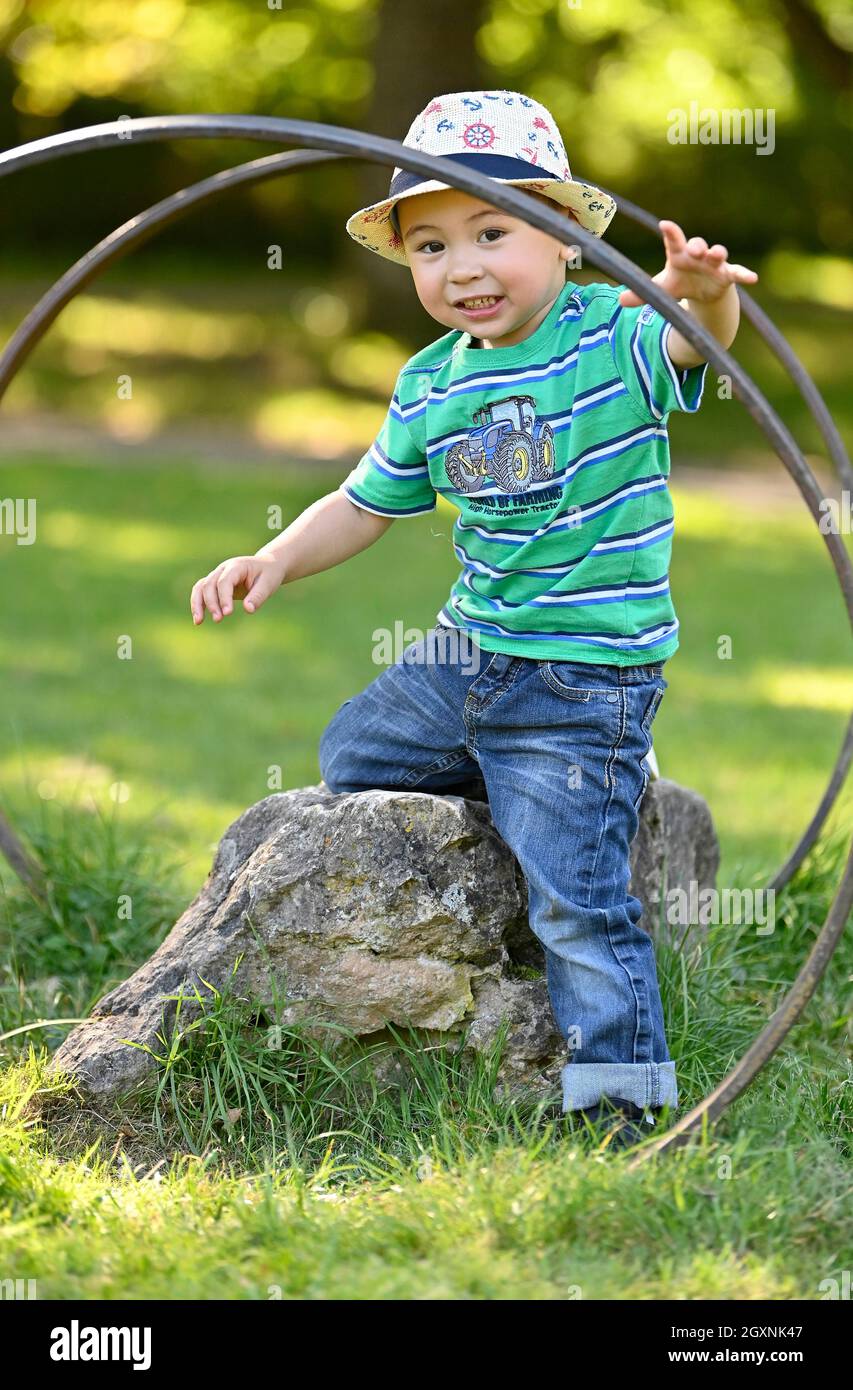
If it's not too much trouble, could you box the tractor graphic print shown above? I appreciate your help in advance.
[443,395,555,494]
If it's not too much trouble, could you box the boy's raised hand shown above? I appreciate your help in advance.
[618,219,759,308]
[190,554,285,624]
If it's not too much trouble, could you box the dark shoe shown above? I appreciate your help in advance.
[570,1094,658,1152]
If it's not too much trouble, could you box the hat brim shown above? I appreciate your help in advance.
[345,176,616,266]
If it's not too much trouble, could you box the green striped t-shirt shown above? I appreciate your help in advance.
[339,279,708,665]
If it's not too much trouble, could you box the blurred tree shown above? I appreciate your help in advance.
[0,0,849,309]
[780,0,851,87]
[343,0,488,334]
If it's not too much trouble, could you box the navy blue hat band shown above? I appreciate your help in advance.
[387,151,563,235]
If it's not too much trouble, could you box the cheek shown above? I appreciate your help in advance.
[415,265,445,301]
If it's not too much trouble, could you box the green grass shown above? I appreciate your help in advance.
[0,456,850,891]
[0,454,850,1299]
[0,814,850,1299]
[1,1062,850,1299]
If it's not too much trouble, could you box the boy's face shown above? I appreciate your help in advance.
[396,186,579,350]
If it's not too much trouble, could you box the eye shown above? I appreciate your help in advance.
[413,226,508,254]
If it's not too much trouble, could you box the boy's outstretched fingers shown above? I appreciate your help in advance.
[618,219,758,306]
[660,218,759,284]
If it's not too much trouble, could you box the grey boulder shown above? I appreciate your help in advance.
[49,778,718,1102]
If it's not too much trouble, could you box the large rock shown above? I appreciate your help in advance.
[49,778,718,1102]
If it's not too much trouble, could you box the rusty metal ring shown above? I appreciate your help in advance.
[0,144,847,894]
[0,116,850,1159]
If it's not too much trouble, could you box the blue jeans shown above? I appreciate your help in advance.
[317,626,677,1114]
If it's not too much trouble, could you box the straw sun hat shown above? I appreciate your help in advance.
[345,89,616,266]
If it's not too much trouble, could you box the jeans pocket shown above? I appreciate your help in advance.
[632,685,665,811]
[539,661,618,702]
[641,684,665,731]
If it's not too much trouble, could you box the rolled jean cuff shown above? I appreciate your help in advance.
[562,1060,679,1113]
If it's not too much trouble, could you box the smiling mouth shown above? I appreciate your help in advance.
[454,294,504,310]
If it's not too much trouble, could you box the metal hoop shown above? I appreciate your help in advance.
[1,115,850,1158]
[1,128,849,893]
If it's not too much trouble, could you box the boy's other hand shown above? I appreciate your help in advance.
[190,554,286,624]
[618,219,759,307]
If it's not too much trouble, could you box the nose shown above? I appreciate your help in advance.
[446,248,484,285]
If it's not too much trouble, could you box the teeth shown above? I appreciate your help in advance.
[460,296,499,308]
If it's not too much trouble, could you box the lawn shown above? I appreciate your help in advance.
[1,452,850,890]
[0,451,850,1301]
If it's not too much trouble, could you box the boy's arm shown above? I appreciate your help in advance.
[256,491,394,580]
[191,492,393,623]
[665,285,742,369]
[192,365,432,623]
[618,219,758,369]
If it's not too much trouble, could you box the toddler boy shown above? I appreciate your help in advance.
[191,89,757,1149]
